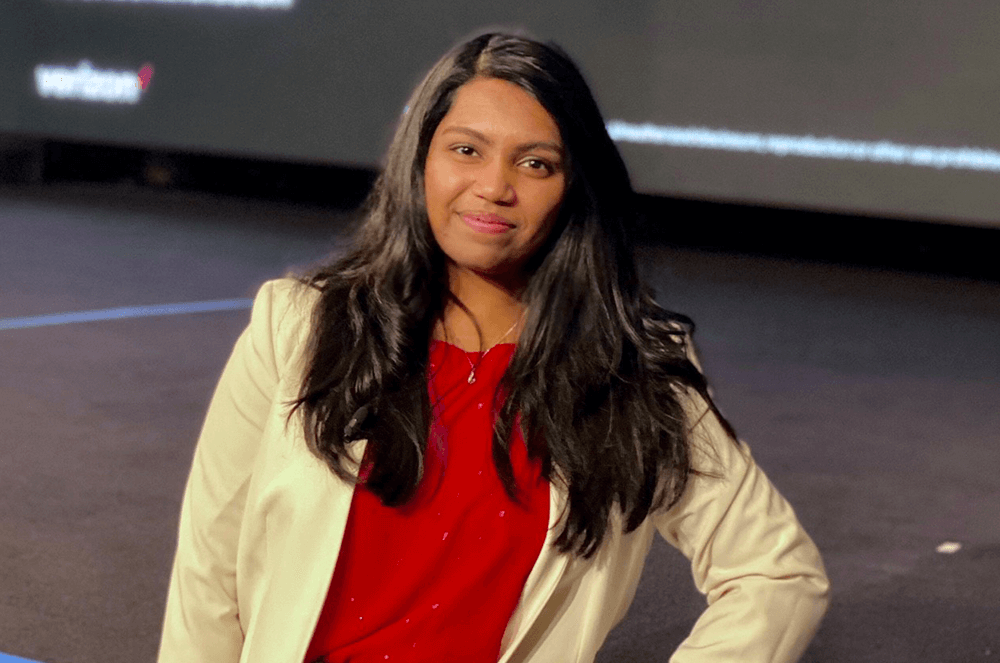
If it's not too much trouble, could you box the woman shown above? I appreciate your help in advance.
[158,33,829,663]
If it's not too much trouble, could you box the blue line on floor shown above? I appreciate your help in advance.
[0,652,46,663]
[0,298,254,331]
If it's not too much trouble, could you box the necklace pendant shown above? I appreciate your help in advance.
[467,371,476,384]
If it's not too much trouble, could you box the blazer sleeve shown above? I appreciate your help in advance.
[653,387,830,662]
[157,280,297,663]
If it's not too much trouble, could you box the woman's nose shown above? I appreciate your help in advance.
[473,160,517,206]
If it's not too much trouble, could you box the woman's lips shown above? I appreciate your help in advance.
[462,212,514,235]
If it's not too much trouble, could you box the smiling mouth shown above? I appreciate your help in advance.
[462,212,514,235]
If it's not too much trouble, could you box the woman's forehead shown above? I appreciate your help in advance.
[436,77,562,148]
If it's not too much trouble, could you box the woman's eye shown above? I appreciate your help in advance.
[522,158,554,173]
[453,145,478,157]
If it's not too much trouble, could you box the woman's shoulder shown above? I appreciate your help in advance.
[247,277,322,373]
[250,276,320,326]
[256,276,320,311]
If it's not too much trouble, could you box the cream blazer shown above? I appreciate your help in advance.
[157,278,829,663]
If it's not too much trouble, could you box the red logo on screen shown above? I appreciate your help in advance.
[137,63,155,91]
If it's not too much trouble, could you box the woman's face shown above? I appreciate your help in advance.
[423,77,567,288]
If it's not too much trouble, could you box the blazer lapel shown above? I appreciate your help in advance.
[243,439,570,663]
[497,476,573,662]
[242,439,367,663]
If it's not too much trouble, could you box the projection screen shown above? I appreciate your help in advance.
[4,0,1000,228]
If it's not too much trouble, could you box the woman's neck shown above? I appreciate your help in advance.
[435,265,526,351]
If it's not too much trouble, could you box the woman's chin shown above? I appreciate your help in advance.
[449,260,526,289]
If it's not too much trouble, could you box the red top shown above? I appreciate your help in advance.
[303,341,550,663]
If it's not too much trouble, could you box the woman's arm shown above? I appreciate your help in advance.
[157,280,294,663]
[653,391,831,663]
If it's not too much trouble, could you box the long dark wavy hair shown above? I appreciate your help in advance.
[291,32,735,558]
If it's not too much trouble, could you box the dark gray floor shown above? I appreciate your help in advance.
[1,183,997,663]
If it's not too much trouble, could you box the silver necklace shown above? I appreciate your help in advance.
[456,317,520,384]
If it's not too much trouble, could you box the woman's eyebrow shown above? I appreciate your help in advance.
[441,126,564,156]
[518,140,565,157]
